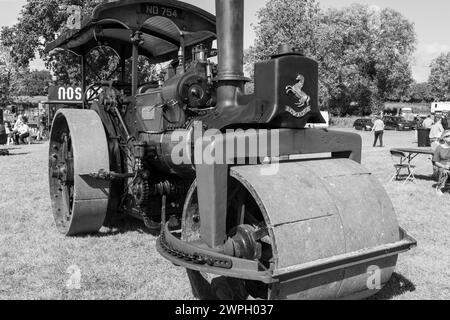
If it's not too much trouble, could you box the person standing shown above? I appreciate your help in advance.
[372,116,385,147]
[429,118,445,151]
[441,116,449,130]
[433,130,450,195]
[4,121,13,145]
[422,115,434,129]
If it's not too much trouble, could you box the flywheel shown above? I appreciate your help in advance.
[49,109,110,236]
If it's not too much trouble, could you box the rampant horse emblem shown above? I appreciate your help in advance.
[286,74,310,108]
[285,74,311,118]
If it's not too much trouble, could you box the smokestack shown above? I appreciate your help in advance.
[215,0,247,82]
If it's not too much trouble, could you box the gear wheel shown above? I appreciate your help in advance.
[131,177,150,208]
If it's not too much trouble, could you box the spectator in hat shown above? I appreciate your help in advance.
[433,130,450,195]
[12,115,30,145]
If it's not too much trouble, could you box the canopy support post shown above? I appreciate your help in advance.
[81,55,87,109]
[120,45,126,83]
[132,45,138,96]
[131,31,143,97]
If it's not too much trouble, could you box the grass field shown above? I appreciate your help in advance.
[0,128,449,300]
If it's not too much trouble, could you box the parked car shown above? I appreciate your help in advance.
[353,118,374,131]
[383,116,413,131]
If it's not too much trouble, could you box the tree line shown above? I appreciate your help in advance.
[0,44,52,105]
[245,0,450,116]
[0,0,156,100]
[1,0,450,116]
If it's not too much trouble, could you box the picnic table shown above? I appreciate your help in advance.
[390,147,434,164]
[389,147,435,183]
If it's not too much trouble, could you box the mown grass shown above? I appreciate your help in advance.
[353,128,450,300]
[0,129,449,300]
[0,143,194,300]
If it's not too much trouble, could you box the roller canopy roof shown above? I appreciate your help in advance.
[44,0,216,63]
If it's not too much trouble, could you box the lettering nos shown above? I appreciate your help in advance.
[58,87,83,101]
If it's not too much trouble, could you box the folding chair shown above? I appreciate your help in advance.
[388,150,416,184]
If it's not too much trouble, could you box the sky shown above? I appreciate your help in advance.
[1,0,449,82]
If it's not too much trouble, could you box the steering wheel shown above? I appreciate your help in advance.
[82,83,103,107]
[82,81,133,106]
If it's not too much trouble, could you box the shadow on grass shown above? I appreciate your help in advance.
[430,183,450,193]
[414,174,436,182]
[187,272,417,301]
[4,152,31,156]
[391,174,435,183]
[0,147,20,150]
[368,273,416,300]
[89,215,159,238]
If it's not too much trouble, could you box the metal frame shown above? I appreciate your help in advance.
[389,150,417,184]
[157,227,416,284]
[196,129,362,248]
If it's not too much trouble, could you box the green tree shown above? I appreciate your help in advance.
[318,5,415,114]
[428,52,450,101]
[245,0,321,62]
[0,45,19,105]
[13,69,53,96]
[1,0,156,87]
[244,0,321,95]
[1,45,52,105]
[1,0,107,85]
[405,82,434,103]
[245,1,417,116]
[0,1,106,68]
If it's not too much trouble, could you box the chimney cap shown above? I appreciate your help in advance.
[271,44,304,58]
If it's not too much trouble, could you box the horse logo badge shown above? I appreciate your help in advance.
[285,74,311,118]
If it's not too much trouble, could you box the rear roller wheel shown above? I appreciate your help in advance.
[49,109,110,236]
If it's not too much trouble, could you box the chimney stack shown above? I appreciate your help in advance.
[215,0,247,82]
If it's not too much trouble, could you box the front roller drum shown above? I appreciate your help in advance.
[49,109,110,236]
[178,159,416,300]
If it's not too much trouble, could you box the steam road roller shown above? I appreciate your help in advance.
[45,0,416,299]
